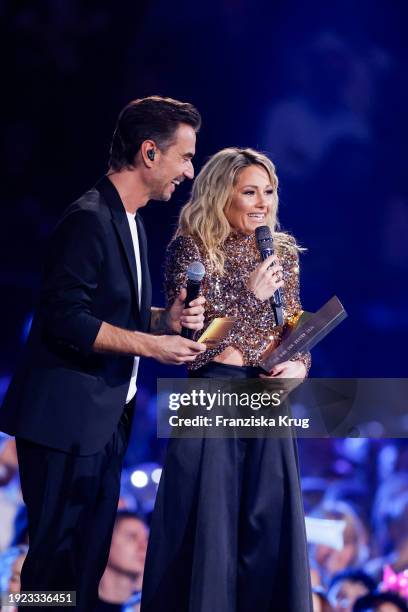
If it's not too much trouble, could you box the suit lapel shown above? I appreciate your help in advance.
[95,176,153,331]
[112,213,140,307]
[95,176,140,308]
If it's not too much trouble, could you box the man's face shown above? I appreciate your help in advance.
[108,518,148,577]
[149,123,196,201]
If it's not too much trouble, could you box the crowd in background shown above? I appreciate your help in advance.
[1,434,408,611]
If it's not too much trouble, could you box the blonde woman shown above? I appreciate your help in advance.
[142,148,312,612]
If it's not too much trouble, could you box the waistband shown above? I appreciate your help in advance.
[189,361,262,379]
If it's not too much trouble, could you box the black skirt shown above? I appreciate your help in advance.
[141,362,313,612]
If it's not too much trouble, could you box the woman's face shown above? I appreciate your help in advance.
[225,165,275,235]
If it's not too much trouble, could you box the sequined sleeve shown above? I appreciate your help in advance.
[281,239,312,375]
[164,236,203,308]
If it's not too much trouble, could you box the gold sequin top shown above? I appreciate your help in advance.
[164,232,311,372]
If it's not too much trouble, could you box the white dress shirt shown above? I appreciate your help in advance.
[125,212,142,403]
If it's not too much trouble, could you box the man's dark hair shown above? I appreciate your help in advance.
[109,96,201,170]
[329,569,377,592]
[353,590,408,612]
[114,509,147,528]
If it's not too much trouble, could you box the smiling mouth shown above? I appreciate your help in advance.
[247,213,266,219]
[171,179,182,187]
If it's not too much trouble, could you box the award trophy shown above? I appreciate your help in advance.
[197,317,237,348]
[260,295,347,372]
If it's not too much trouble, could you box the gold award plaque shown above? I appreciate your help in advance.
[197,317,237,348]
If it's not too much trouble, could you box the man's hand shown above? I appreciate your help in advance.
[165,288,205,335]
[147,334,206,365]
[93,321,206,365]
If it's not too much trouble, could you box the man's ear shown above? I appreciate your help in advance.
[141,140,157,166]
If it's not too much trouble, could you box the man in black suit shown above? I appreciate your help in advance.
[0,96,206,610]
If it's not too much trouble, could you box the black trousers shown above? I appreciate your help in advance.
[142,363,312,612]
[15,403,133,611]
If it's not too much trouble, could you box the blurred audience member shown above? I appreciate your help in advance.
[367,486,408,582]
[95,511,148,612]
[322,477,371,528]
[312,501,370,585]
[10,505,28,548]
[302,477,330,514]
[353,591,408,612]
[381,565,408,601]
[0,438,18,487]
[8,546,27,593]
[0,438,22,551]
[313,586,334,612]
[328,569,376,612]
[0,544,28,612]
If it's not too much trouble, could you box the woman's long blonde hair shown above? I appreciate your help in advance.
[176,147,301,272]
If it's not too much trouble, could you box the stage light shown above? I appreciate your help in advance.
[21,315,33,342]
[151,468,162,484]
[131,470,148,488]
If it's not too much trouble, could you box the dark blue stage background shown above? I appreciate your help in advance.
[1,0,408,528]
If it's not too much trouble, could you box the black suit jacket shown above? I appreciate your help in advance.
[0,177,152,455]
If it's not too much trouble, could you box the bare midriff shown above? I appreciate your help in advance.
[213,346,245,366]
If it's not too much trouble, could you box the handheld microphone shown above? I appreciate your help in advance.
[181,261,205,339]
[255,226,283,326]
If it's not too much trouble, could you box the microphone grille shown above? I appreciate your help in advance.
[255,225,273,249]
[187,261,205,282]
